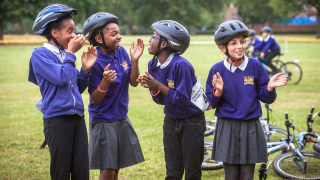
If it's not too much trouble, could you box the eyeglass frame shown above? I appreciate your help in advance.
[149,35,162,42]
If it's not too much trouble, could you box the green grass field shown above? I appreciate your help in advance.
[0,35,319,179]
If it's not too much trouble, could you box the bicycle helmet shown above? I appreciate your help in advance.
[214,20,249,46]
[214,20,249,70]
[249,29,256,36]
[149,20,190,70]
[151,20,190,55]
[33,4,77,35]
[261,26,272,33]
[33,4,77,56]
[83,12,119,54]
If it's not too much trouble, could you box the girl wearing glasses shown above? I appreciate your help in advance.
[205,20,288,180]
[138,20,208,179]
[83,12,144,180]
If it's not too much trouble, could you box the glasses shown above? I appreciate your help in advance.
[149,35,161,42]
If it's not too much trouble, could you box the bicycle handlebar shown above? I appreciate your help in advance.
[307,107,315,132]
[310,106,315,114]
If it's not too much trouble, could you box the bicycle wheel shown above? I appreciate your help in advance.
[283,62,303,85]
[273,151,320,179]
[272,60,286,71]
[202,140,223,171]
[313,143,320,153]
[266,127,294,143]
[204,120,215,137]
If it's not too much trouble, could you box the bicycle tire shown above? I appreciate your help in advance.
[201,140,223,171]
[272,60,286,71]
[266,127,294,143]
[283,62,303,85]
[273,151,320,179]
[313,143,320,153]
[204,120,215,137]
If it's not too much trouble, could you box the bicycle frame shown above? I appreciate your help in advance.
[297,108,320,150]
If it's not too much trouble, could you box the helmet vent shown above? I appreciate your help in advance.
[219,27,227,33]
[174,24,182,31]
[237,22,243,29]
[229,23,236,30]
[161,22,170,27]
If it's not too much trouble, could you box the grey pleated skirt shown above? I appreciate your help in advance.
[211,118,268,164]
[89,116,145,169]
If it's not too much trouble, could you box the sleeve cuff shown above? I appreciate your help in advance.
[79,68,91,80]
[266,86,276,95]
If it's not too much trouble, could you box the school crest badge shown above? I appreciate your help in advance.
[167,79,175,89]
[244,76,254,85]
[120,60,129,71]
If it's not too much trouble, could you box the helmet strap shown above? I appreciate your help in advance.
[150,36,167,71]
[99,27,114,55]
[50,34,65,59]
[224,45,244,71]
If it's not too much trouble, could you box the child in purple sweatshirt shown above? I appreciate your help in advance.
[206,20,288,180]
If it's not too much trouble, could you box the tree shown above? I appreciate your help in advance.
[0,0,50,40]
[235,0,278,26]
[270,0,320,38]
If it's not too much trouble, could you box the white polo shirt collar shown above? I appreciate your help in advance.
[224,56,249,73]
[157,53,175,69]
[44,43,65,62]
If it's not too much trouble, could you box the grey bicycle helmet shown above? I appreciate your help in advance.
[33,4,77,35]
[83,12,119,41]
[214,20,249,46]
[261,26,272,33]
[249,29,256,35]
[151,20,190,55]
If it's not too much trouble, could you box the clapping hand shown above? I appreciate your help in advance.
[103,64,117,84]
[130,38,144,62]
[268,72,288,91]
[81,46,98,73]
[212,72,224,95]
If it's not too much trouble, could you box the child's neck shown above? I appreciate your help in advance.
[157,51,172,65]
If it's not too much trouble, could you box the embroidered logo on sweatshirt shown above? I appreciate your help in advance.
[167,79,175,89]
[121,60,129,71]
[244,76,254,85]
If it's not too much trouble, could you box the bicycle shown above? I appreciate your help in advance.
[260,103,294,143]
[296,107,320,153]
[204,119,216,137]
[271,111,320,179]
[201,139,223,171]
[251,51,303,85]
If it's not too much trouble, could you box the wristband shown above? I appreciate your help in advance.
[151,90,160,96]
[97,85,108,93]
[66,51,74,55]
[213,88,222,97]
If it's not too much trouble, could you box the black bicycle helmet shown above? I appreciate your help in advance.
[249,29,256,36]
[33,4,77,35]
[83,12,119,54]
[151,20,190,55]
[261,26,272,33]
[214,20,249,70]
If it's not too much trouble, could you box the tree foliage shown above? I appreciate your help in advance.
[270,0,320,38]
[1,0,228,38]
[0,0,49,39]
[235,0,277,25]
